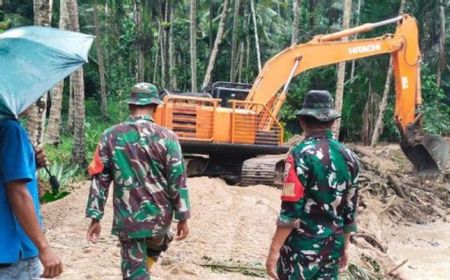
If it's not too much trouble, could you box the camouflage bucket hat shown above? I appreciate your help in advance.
[127,82,163,106]
[295,90,341,122]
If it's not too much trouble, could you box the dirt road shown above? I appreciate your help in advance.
[42,178,281,280]
[42,176,450,280]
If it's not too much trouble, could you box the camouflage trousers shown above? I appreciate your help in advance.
[119,234,172,280]
[277,234,345,280]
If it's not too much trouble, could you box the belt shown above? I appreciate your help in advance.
[0,263,12,268]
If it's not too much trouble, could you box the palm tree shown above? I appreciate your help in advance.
[291,0,300,46]
[230,0,241,82]
[437,0,446,86]
[93,0,108,117]
[169,2,177,89]
[250,0,261,71]
[29,0,53,146]
[202,0,230,89]
[190,0,197,92]
[134,0,144,82]
[47,0,68,145]
[332,0,352,139]
[66,0,86,165]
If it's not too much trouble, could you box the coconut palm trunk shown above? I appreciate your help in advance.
[46,0,67,145]
[230,0,241,82]
[169,3,177,89]
[66,0,86,165]
[332,0,351,139]
[202,0,230,89]
[250,0,261,72]
[291,0,300,46]
[93,0,108,118]
[437,0,446,86]
[134,0,144,82]
[29,0,53,146]
[190,0,198,92]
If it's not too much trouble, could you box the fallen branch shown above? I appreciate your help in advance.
[352,233,387,253]
[387,174,407,198]
[380,196,397,213]
[386,259,408,275]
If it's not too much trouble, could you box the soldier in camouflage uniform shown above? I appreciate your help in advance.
[266,90,360,280]
[85,83,191,280]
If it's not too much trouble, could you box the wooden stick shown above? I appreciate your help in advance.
[387,259,408,275]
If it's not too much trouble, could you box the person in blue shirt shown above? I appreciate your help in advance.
[0,109,63,279]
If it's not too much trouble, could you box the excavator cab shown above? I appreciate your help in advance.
[207,82,252,107]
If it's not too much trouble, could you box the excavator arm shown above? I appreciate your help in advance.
[244,14,448,174]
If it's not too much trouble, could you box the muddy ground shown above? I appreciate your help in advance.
[42,144,450,280]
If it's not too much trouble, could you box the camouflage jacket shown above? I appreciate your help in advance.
[277,130,359,238]
[86,115,191,239]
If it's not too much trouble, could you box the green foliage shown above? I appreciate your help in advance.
[420,65,450,135]
[40,191,71,203]
[38,163,81,185]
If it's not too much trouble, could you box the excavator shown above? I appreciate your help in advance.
[153,14,449,185]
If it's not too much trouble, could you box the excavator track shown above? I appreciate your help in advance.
[241,154,286,186]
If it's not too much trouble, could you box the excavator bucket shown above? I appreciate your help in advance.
[400,133,449,175]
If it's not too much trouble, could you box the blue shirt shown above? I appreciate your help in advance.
[0,120,41,263]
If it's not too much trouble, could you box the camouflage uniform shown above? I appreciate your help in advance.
[86,83,191,280]
[276,90,359,280]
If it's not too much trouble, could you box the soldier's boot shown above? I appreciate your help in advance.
[146,233,173,270]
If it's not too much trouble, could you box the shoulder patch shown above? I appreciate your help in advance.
[88,146,104,176]
[281,155,305,202]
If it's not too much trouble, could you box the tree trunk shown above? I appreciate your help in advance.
[46,0,67,145]
[93,0,108,118]
[331,0,351,139]
[237,41,245,83]
[169,3,177,89]
[29,0,53,146]
[245,30,250,81]
[291,0,300,46]
[134,0,144,82]
[160,15,166,88]
[202,0,230,89]
[162,0,170,88]
[67,0,86,166]
[350,0,362,80]
[230,0,241,82]
[250,0,261,72]
[361,83,380,145]
[190,0,197,92]
[437,0,446,86]
[153,23,161,84]
[370,0,406,147]
[67,76,75,132]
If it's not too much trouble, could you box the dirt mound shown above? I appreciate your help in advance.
[345,144,450,279]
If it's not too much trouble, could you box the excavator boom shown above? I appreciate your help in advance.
[244,14,448,174]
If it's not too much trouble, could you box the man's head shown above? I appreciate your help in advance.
[127,82,162,115]
[295,90,340,131]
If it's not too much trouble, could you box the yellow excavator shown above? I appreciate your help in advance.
[154,14,449,185]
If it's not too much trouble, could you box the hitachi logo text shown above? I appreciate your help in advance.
[348,44,382,54]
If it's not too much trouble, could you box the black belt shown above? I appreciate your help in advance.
[0,263,12,268]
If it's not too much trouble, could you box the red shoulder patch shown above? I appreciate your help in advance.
[281,155,305,202]
[88,146,104,176]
